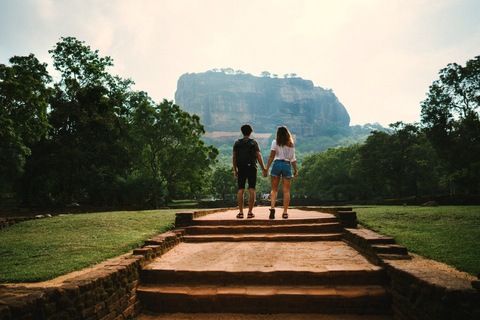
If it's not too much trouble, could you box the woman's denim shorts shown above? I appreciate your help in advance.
[270,160,293,178]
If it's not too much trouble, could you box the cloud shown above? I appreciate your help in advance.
[1,0,479,126]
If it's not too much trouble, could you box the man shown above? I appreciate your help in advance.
[233,124,267,218]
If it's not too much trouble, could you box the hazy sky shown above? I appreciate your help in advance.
[1,0,479,126]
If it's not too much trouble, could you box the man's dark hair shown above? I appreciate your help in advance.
[241,124,253,136]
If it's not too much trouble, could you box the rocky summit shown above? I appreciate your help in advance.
[174,72,350,138]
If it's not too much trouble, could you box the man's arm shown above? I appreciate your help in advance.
[233,151,238,179]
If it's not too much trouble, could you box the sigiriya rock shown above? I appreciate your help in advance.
[174,71,350,138]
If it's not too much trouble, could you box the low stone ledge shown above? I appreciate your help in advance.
[174,208,230,227]
[0,216,49,230]
[296,206,357,228]
[343,226,479,319]
[384,260,480,320]
[343,227,408,266]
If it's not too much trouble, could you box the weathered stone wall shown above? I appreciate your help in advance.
[1,216,38,230]
[343,227,480,320]
[1,253,148,319]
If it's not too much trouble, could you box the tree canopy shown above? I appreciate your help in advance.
[421,55,480,193]
[1,37,218,207]
[0,54,52,198]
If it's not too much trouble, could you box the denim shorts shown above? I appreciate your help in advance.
[270,160,293,178]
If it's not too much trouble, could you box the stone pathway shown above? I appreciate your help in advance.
[137,207,395,318]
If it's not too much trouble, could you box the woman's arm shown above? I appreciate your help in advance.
[292,161,298,178]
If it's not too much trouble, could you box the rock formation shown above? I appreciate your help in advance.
[174,72,350,138]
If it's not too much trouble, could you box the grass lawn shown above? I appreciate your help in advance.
[0,209,181,283]
[355,206,480,276]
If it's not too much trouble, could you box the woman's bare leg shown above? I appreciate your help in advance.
[270,176,280,208]
[282,177,292,214]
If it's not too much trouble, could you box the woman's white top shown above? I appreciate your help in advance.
[271,140,296,162]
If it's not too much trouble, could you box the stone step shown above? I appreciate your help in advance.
[182,222,344,235]
[182,233,343,242]
[137,284,392,314]
[141,266,386,286]
[191,217,339,226]
[371,244,409,255]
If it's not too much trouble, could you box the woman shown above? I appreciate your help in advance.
[265,126,298,219]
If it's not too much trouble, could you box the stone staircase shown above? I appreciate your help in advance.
[137,209,392,315]
[181,217,343,242]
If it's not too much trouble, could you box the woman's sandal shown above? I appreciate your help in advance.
[282,212,289,219]
[236,212,244,219]
[269,208,275,219]
[247,212,255,219]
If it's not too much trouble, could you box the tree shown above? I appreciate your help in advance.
[20,37,134,205]
[351,122,440,198]
[211,167,236,199]
[0,54,52,198]
[261,71,271,78]
[131,98,218,207]
[294,145,364,200]
[221,68,234,75]
[421,55,480,193]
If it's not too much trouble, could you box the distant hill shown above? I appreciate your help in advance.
[174,72,350,138]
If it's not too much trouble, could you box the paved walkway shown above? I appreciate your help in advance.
[137,207,394,319]
[195,207,332,220]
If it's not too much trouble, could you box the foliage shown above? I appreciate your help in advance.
[421,55,480,193]
[0,54,52,198]
[18,37,134,206]
[210,167,236,199]
[351,122,440,198]
[1,36,217,207]
[0,210,179,283]
[131,97,218,207]
[294,145,365,200]
[356,206,480,276]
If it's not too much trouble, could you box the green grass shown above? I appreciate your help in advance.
[0,209,181,283]
[355,206,480,276]
[168,199,200,207]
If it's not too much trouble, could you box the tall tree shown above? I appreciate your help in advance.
[131,98,218,208]
[261,71,271,78]
[351,122,440,198]
[210,167,236,200]
[421,55,480,193]
[21,37,134,205]
[0,54,52,198]
[294,145,364,200]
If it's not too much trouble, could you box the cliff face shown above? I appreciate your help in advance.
[174,72,350,138]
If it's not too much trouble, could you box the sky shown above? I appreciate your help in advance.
[1,0,480,127]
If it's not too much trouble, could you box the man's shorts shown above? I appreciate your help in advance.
[237,165,257,189]
[270,160,293,178]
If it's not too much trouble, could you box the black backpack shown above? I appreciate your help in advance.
[235,138,256,168]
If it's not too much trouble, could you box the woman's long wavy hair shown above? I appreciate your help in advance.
[276,126,293,147]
